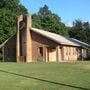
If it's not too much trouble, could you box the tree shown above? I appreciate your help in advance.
[32,5,69,36]
[32,14,42,29]
[0,9,17,44]
[69,19,90,44]
[0,0,27,14]
[38,5,51,15]
[0,0,28,44]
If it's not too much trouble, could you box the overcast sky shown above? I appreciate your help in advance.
[20,0,90,26]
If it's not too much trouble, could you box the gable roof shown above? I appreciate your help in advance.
[31,28,80,46]
[0,35,15,49]
[0,39,9,48]
[1,27,90,48]
[70,38,90,49]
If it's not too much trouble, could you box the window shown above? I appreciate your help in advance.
[0,50,2,53]
[38,47,43,61]
[73,48,77,55]
[39,47,43,56]
[69,47,71,55]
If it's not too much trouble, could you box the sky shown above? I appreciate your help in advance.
[20,0,90,26]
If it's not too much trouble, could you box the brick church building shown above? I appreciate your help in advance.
[0,14,90,62]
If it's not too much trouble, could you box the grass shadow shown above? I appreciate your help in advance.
[0,69,89,90]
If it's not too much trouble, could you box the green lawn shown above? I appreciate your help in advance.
[0,62,90,90]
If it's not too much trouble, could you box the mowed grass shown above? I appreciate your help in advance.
[0,62,90,90]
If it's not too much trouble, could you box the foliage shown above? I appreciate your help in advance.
[69,19,90,44]
[0,1,89,45]
[32,5,69,36]
[0,0,27,14]
[0,9,16,43]
[0,0,28,44]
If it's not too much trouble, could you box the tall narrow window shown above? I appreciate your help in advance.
[69,47,71,55]
[39,47,43,56]
[38,47,43,61]
[66,47,68,55]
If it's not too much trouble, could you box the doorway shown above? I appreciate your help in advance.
[48,47,56,62]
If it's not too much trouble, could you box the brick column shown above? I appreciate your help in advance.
[62,47,65,61]
[56,46,59,62]
[16,15,23,62]
[43,46,46,62]
[25,15,32,62]
[45,47,49,62]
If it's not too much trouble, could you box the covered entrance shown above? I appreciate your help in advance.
[47,47,56,62]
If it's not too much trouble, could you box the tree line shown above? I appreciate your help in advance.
[0,0,28,44]
[0,0,90,44]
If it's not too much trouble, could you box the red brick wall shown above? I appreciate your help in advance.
[31,31,58,61]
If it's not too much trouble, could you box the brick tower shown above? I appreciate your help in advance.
[16,14,32,62]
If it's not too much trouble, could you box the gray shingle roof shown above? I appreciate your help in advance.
[0,35,15,49]
[1,27,89,48]
[70,38,90,49]
[31,28,80,46]
[0,39,9,48]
